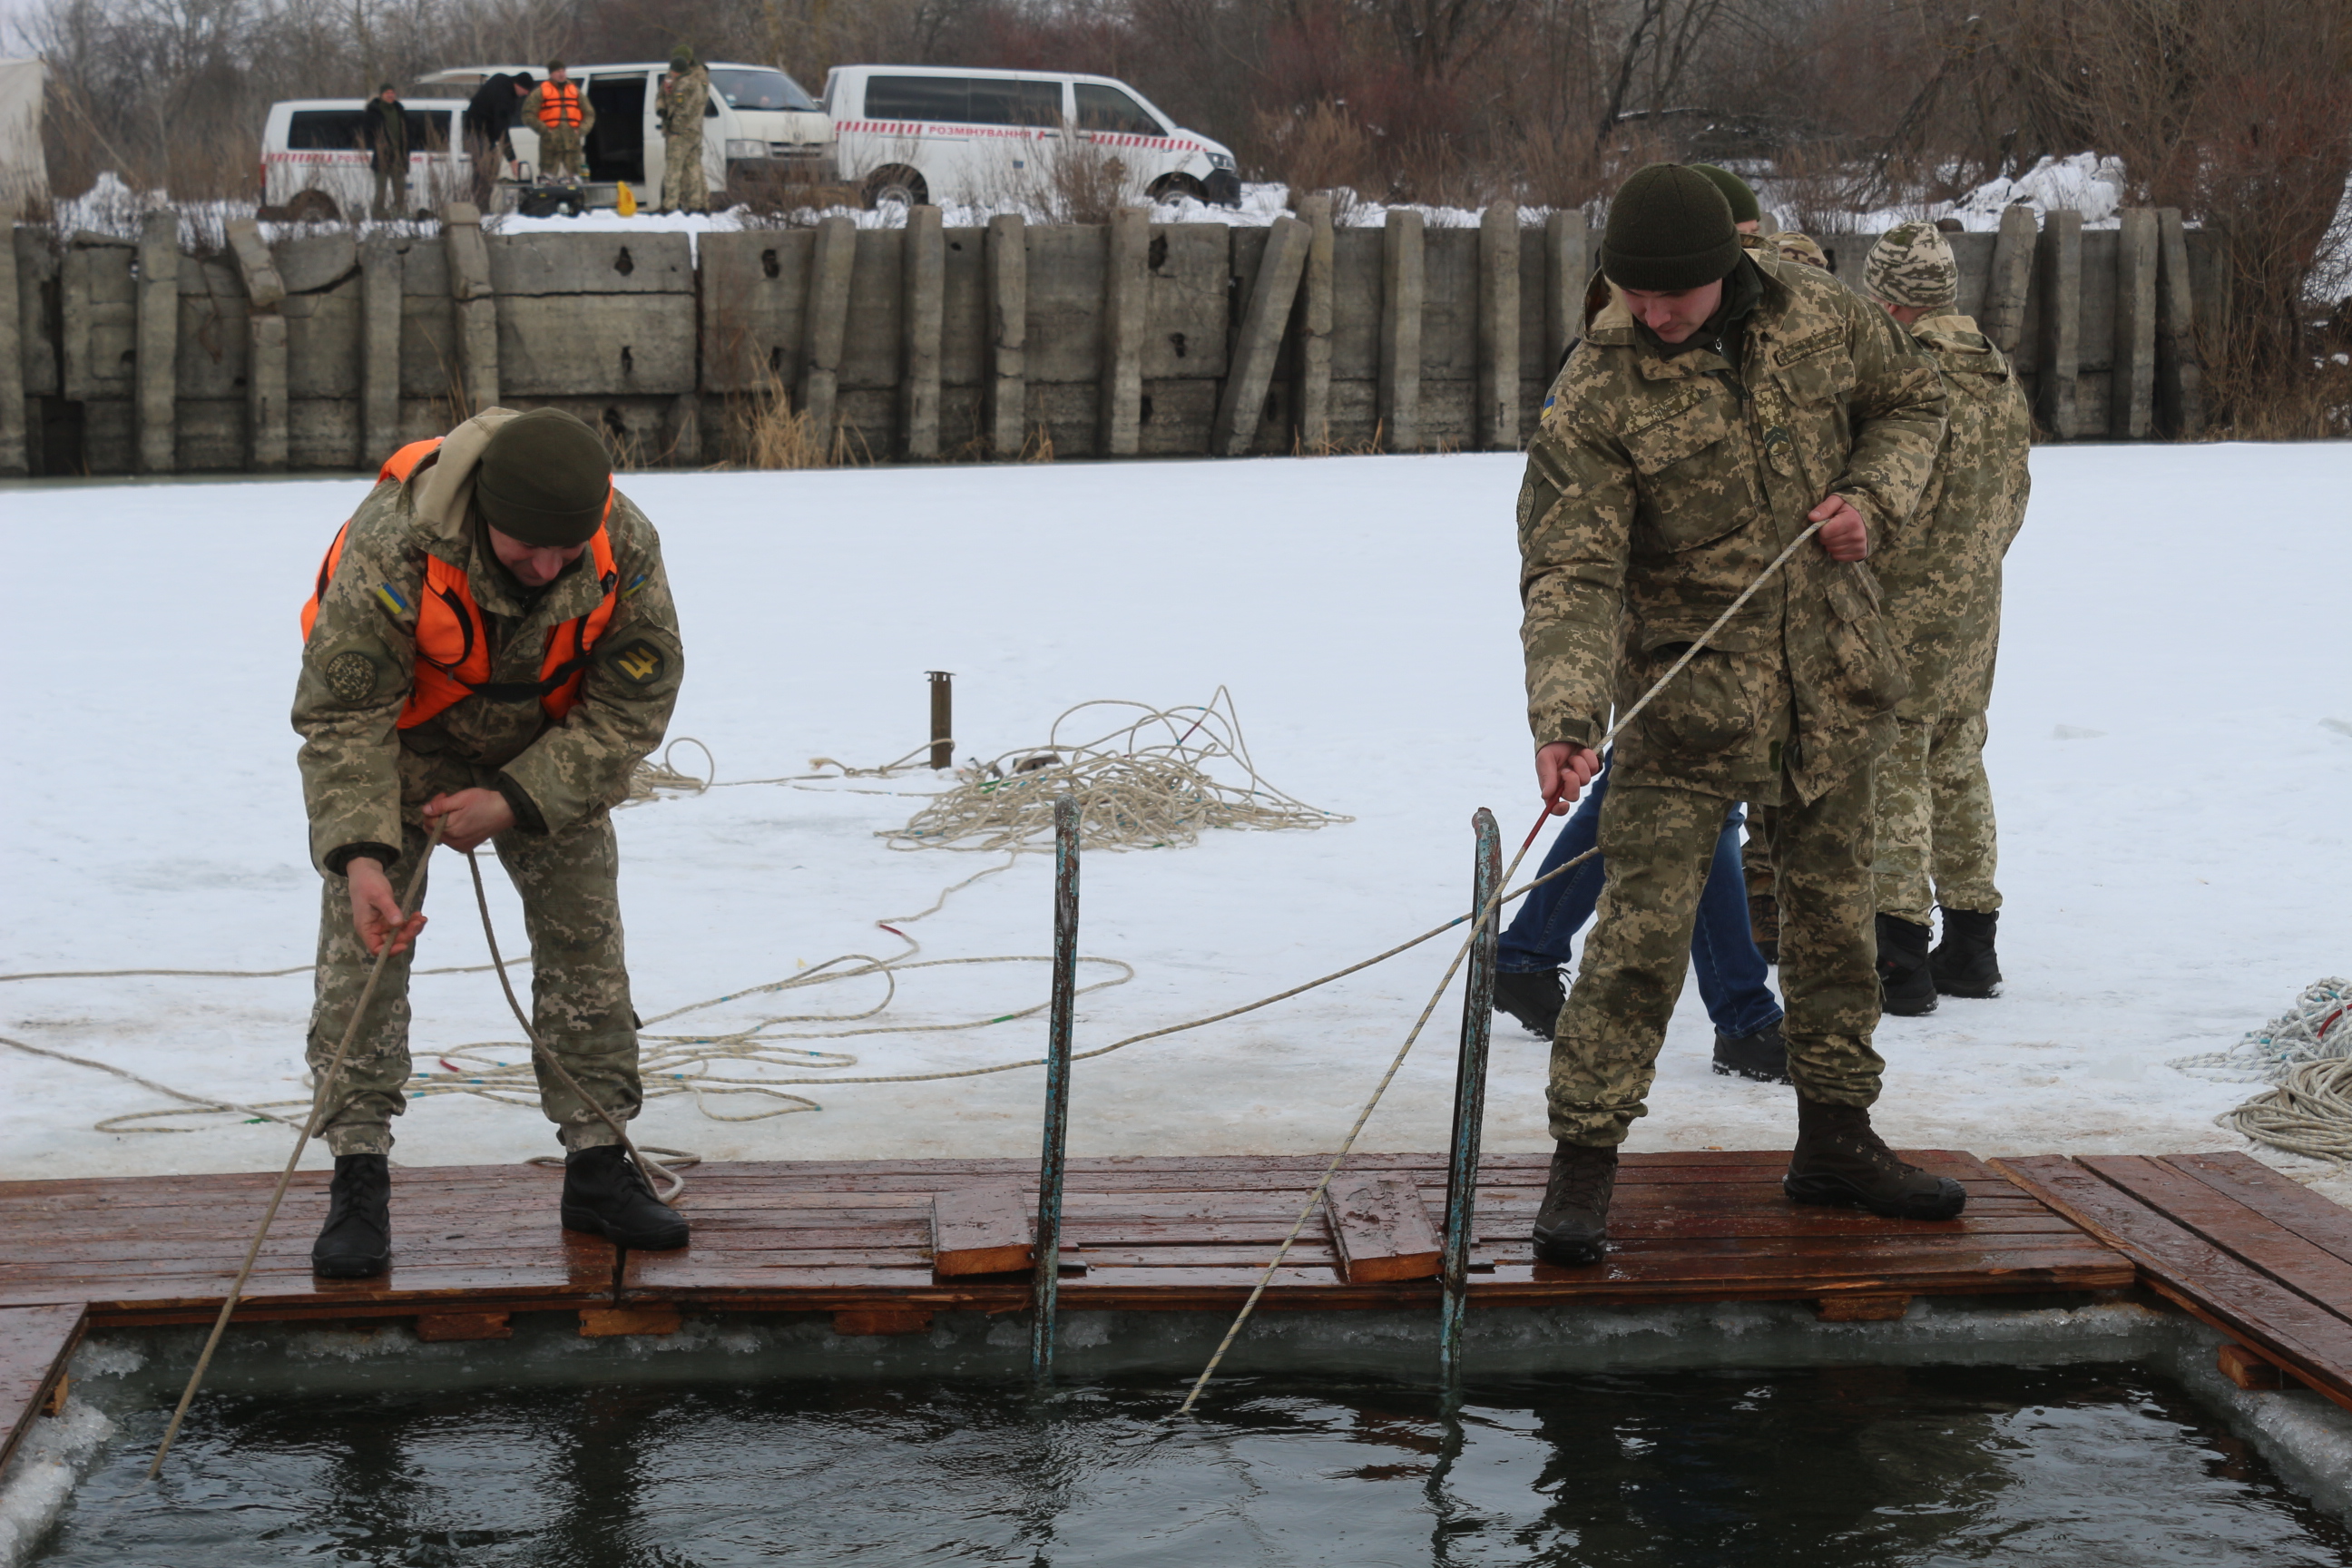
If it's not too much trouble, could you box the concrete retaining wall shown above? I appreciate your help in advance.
[0,201,2217,477]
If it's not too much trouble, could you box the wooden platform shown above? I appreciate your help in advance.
[2,1149,2347,1465]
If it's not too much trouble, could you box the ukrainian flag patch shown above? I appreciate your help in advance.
[372,583,411,616]
[621,571,651,599]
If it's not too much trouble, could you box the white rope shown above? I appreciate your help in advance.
[2169,979,2352,1162]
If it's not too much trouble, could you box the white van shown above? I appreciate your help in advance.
[417,62,830,209]
[260,99,470,220]
[822,65,1240,210]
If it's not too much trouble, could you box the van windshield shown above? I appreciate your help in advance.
[708,68,817,113]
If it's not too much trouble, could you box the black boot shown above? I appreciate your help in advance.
[1712,1023,1792,1084]
[1930,907,2003,998]
[1875,912,1937,1016]
[561,1144,691,1250]
[1784,1098,1965,1220]
[1493,968,1565,1040]
[311,1152,391,1279]
[1531,1142,1618,1267]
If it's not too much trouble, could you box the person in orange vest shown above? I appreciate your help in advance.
[519,60,596,180]
[295,407,685,1278]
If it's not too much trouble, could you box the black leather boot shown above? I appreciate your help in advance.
[311,1152,391,1279]
[1493,968,1566,1040]
[1930,907,2003,997]
[561,1144,690,1250]
[1532,1142,1618,1267]
[1875,912,1937,1016]
[1712,1023,1791,1084]
[1784,1098,1965,1219]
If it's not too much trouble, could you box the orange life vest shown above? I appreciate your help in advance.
[535,79,583,130]
[300,437,621,730]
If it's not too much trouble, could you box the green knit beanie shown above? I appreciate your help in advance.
[1602,164,1742,292]
[1687,163,1761,227]
[475,408,611,547]
[671,46,695,71]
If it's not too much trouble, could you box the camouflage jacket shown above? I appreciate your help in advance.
[1517,254,1947,803]
[658,66,710,139]
[293,409,684,876]
[1875,313,2032,716]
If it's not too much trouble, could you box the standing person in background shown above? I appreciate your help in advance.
[522,62,594,181]
[1858,222,2034,1012]
[655,47,710,213]
[362,83,409,220]
[464,70,534,202]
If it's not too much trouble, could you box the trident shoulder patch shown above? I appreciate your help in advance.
[324,649,377,704]
[609,639,666,685]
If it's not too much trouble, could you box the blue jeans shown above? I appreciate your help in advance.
[1498,762,1784,1039]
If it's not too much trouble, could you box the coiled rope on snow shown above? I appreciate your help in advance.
[2171,979,2352,1162]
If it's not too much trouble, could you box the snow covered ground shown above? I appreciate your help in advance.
[2,445,2347,1201]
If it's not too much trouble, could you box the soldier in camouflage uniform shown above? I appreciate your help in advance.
[1518,164,1960,1266]
[656,47,710,213]
[521,63,595,181]
[295,407,688,1277]
[1860,222,2032,1011]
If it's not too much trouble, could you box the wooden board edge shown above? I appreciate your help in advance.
[0,1301,89,1476]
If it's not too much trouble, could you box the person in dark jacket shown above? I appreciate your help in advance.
[362,83,409,219]
[463,71,535,202]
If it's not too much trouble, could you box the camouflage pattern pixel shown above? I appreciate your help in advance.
[1868,312,2031,924]
[1518,251,1947,807]
[1550,772,1885,1143]
[1865,221,1961,312]
[306,817,643,1155]
[659,65,710,211]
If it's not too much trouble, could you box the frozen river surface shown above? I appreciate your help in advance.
[1,445,2346,1198]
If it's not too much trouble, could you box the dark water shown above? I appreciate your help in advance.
[38,1363,2352,1566]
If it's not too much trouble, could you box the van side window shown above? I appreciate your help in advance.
[968,78,1062,126]
[865,75,967,123]
[1073,83,1161,136]
[288,110,369,150]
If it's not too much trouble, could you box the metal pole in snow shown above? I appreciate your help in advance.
[927,671,954,770]
[1440,808,1500,1384]
[1031,794,1080,1383]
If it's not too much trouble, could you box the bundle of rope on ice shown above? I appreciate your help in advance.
[2171,978,2352,1161]
[887,690,1349,853]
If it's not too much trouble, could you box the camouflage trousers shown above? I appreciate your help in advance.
[1873,705,2001,926]
[662,133,707,211]
[540,127,585,180]
[1550,769,1885,1145]
[308,811,643,1157]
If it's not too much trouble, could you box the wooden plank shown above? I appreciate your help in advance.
[1980,204,2036,355]
[579,1305,679,1338]
[0,1303,86,1475]
[2218,1341,2289,1390]
[2163,1152,2352,1269]
[1816,1294,1909,1321]
[1297,193,1334,449]
[1321,1173,1443,1283]
[834,1308,934,1337]
[2081,1154,2352,1315]
[1995,1155,2352,1412]
[416,1310,512,1342]
[929,1183,1033,1277]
